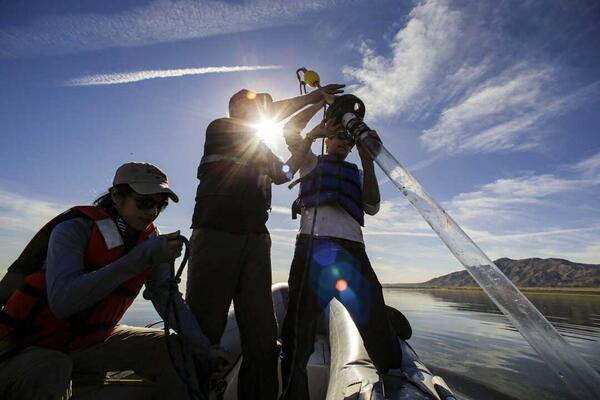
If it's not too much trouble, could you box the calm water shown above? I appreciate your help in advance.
[383,289,600,400]
[122,289,600,400]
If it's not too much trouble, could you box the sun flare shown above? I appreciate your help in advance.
[255,118,283,147]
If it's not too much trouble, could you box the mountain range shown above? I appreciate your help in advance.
[417,258,599,287]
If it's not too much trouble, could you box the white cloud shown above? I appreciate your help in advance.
[65,65,282,86]
[439,166,600,264]
[0,189,67,232]
[421,68,599,155]
[342,0,466,119]
[570,151,600,178]
[270,205,291,215]
[342,0,599,157]
[421,65,553,153]
[479,174,593,198]
[466,225,600,265]
[472,226,600,243]
[0,189,69,269]
[361,158,600,280]
[364,198,434,237]
[448,173,598,222]
[0,0,344,58]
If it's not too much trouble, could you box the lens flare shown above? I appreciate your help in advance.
[246,91,257,100]
[255,118,283,147]
[335,279,348,292]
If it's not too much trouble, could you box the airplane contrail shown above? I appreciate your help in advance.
[65,65,282,86]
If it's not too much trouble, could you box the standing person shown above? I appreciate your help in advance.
[186,85,343,400]
[280,106,402,399]
[0,162,228,400]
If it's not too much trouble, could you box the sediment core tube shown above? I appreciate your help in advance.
[359,134,600,400]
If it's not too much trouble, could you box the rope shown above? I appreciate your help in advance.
[161,235,222,400]
[282,71,326,397]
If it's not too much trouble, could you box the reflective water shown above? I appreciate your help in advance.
[122,288,600,400]
[383,289,600,400]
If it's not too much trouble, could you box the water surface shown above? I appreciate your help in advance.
[383,289,600,400]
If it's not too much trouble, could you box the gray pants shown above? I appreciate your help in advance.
[0,325,192,400]
[185,228,278,400]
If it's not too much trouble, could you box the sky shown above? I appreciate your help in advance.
[1,0,599,284]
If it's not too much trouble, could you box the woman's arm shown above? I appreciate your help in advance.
[45,218,170,319]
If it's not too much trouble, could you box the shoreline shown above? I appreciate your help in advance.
[382,285,600,296]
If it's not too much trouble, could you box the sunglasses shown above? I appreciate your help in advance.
[132,195,169,212]
[328,132,355,144]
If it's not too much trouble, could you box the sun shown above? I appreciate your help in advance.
[254,118,283,147]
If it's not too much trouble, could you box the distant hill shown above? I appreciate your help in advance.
[420,258,600,288]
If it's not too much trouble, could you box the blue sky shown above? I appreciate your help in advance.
[1,0,599,283]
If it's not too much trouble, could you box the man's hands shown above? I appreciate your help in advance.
[306,118,344,141]
[269,83,344,122]
[306,120,328,141]
[160,231,184,261]
[314,84,345,105]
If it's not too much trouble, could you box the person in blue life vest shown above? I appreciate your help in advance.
[280,102,403,399]
[0,162,231,400]
[186,85,344,400]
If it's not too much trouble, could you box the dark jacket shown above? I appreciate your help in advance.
[191,118,291,234]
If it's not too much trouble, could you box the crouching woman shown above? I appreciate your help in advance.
[0,162,228,400]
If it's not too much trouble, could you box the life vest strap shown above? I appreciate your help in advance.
[20,283,46,298]
[299,186,361,200]
[0,310,23,327]
[1,277,49,333]
[7,294,49,336]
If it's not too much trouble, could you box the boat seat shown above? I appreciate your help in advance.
[72,371,154,400]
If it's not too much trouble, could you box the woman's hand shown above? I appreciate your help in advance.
[156,231,183,262]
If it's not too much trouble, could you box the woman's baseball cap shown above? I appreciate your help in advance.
[113,162,179,202]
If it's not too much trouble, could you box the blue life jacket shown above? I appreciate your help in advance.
[292,154,364,226]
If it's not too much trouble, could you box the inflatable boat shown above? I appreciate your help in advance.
[74,283,456,400]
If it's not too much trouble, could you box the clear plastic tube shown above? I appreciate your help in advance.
[359,134,600,399]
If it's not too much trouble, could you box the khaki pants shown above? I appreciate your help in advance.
[0,325,193,400]
[185,228,278,400]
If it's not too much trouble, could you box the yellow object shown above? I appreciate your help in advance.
[304,70,320,88]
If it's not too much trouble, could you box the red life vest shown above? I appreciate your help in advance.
[0,206,156,351]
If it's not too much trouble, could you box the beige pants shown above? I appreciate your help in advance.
[0,325,194,400]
